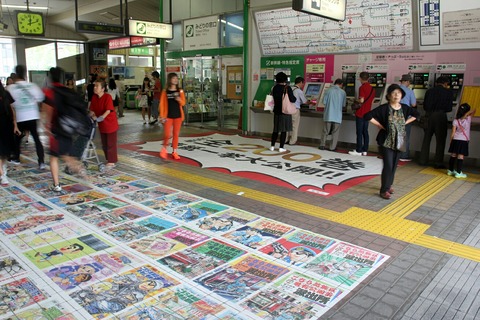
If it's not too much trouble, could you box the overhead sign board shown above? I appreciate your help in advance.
[109,36,157,50]
[128,19,173,39]
[292,0,346,22]
[76,20,124,35]
[183,15,219,50]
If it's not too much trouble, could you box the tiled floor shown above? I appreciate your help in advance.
[0,109,479,319]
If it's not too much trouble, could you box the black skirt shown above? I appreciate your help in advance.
[448,139,469,156]
[273,114,292,133]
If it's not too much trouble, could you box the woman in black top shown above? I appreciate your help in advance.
[270,72,296,152]
[364,84,419,200]
[0,82,20,185]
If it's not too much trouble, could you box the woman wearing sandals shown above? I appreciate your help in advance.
[89,79,119,170]
[159,73,186,160]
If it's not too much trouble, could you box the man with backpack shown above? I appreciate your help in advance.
[43,67,88,192]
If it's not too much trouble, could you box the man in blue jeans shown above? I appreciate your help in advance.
[349,72,375,156]
[398,74,417,161]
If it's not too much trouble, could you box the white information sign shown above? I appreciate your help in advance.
[128,20,172,39]
[183,15,219,50]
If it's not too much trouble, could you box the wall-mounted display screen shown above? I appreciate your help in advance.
[305,83,321,96]
[413,88,427,100]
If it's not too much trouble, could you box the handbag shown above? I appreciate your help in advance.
[282,86,297,115]
[264,94,274,111]
[352,87,374,111]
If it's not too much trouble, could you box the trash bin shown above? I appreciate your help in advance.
[125,87,140,109]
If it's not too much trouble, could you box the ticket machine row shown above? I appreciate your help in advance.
[301,72,464,120]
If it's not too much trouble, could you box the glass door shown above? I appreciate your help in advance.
[182,56,221,128]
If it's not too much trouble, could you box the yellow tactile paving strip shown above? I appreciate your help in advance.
[119,154,480,262]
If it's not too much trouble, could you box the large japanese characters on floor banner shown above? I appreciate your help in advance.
[123,133,384,196]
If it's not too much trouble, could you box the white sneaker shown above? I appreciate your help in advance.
[348,150,362,156]
[50,184,62,192]
[362,152,367,156]
[1,176,8,185]
[39,163,46,170]
[269,146,275,151]
[279,148,287,152]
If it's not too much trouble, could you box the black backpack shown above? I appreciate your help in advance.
[53,86,92,137]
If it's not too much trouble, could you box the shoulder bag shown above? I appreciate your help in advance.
[282,86,297,115]
[352,87,374,111]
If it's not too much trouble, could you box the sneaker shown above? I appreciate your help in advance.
[9,159,20,165]
[447,170,457,176]
[149,119,158,125]
[399,158,412,162]
[379,191,391,200]
[269,146,275,151]
[318,146,325,150]
[143,121,146,124]
[1,176,8,185]
[278,148,287,152]
[348,150,362,156]
[388,187,395,194]
[160,148,168,159]
[455,172,467,179]
[50,184,62,192]
[39,163,46,170]
[362,152,367,156]
[172,152,181,160]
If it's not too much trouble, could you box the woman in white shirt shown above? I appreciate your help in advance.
[107,78,121,115]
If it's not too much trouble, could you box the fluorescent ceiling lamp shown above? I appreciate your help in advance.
[220,19,243,31]
[2,5,49,10]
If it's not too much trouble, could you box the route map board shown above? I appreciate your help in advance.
[255,0,413,56]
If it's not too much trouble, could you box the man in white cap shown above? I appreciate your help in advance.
[398,74,416,161]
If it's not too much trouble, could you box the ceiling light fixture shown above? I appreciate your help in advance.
[1,5,49,10]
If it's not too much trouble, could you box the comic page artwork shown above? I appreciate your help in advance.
[103,216,177,243]
[0,201,53,220]
[223,218,295,250]
[8,299,78,320]
[43,248,143,291]
[195,208,260,235]
[164,200,230,223]
[128,234,187,259]
[302,242,387,287]
[159,239,247,279]
[124,185,179,202]
[162,226,210,246]
[0,256,28,280]
[195,254,290,301]
[141,192,201,212]
[69,265,180,319]
[49,190,109,208]
[0,213,65,235]
[83,204,153,229]
[8,221,89,251]
[240,272,343,319]
[24,234,112,269]
[136,286,228,319]
[0,277,50,316]
[259,230,337,266]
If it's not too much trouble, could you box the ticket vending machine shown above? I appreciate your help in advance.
[302,82,325,110]
[368,73,387,108]
[436,73,464,120]
[411,73,432,109]
[342,72,357,109]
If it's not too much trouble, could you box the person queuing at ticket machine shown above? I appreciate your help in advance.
[398,74,417,162]
[349,72,375,156]
[319,79,346,152]
[286,77,308,145]
[419,76,453,169]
